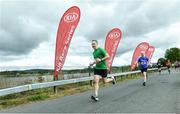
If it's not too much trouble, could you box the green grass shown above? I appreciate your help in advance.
[27,94,49,101]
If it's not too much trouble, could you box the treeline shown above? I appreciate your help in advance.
[0,65,132,77]
[158,47,180,66]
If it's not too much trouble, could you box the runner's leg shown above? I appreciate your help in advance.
[102,77,113,83]
[143,71,147,82]
[94,75,100,97]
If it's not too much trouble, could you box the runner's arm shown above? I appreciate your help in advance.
[101,53,109,61]
[89,61,96,66]
[136,62,139,68]
[136,58,140,68]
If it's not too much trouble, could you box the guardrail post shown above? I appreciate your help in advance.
[54,83,57,94]
[53,72,61,94]
[121,76,123,80]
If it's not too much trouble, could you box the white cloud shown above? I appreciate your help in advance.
[0,0,180,70]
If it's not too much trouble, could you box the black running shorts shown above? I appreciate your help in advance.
[140,68,147,73]
[94,69,107,78]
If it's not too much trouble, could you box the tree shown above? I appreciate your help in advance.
[165,47,180,63]
[157,58,166,66]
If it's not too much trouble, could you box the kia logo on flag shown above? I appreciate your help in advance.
[109,32,120,39]
[149,48,154,51]
[64,12,79,22]
[139,44,148,50]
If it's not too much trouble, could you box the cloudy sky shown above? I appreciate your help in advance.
[0,0,180,70]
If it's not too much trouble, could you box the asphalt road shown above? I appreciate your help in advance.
[1,69,180,113]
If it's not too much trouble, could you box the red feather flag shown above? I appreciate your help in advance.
[104,28,122,71]
[54,6,81,80]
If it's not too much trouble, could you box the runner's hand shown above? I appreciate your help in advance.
[95,58,101,63]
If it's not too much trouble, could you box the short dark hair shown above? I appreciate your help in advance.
[92,40,98,44]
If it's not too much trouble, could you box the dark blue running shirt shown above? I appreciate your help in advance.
[138,57,149,69]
